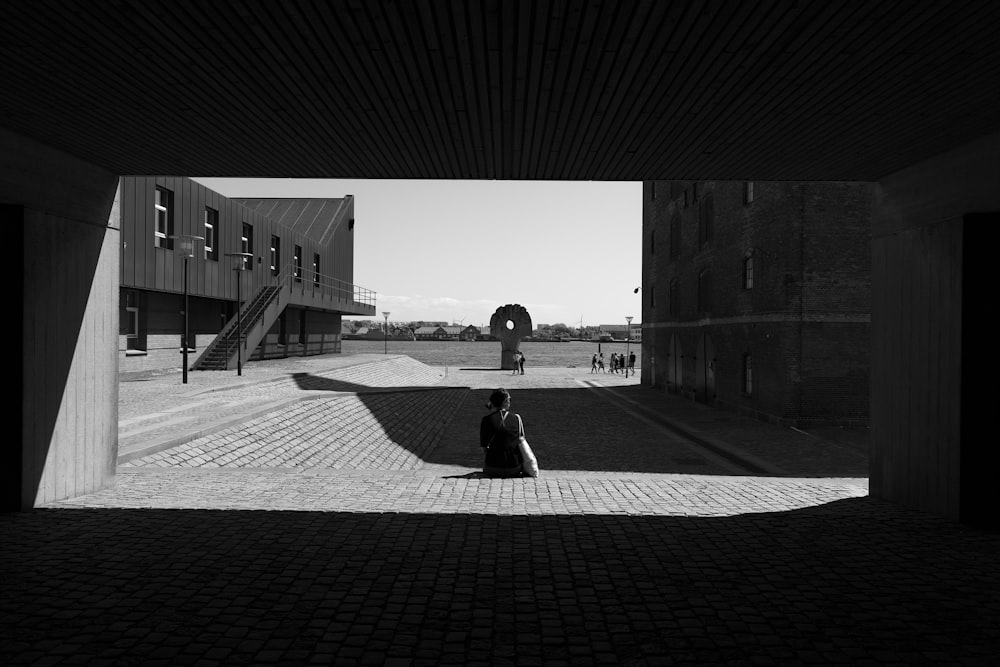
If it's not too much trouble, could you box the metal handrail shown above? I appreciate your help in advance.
[273,263,376,308]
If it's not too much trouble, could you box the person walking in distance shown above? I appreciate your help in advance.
[518,351,526,375]
[591,354,598,373]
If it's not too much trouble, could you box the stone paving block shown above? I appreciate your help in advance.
[3,359,997,664]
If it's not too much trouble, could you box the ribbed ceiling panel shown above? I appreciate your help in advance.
[1,1,998,181]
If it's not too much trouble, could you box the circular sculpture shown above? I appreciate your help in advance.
[489,304,533,370]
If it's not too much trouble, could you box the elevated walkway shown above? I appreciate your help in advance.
[192,265,375,371]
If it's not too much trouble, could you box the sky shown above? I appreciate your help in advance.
[194,178,643,329]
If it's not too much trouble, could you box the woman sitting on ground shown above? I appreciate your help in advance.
[480,388,524,478]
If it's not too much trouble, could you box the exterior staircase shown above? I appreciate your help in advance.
[191,264,377,372]
[192,284,283,371]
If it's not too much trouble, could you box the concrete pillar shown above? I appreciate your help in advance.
[871,131,999,526]
[2,127,120,510]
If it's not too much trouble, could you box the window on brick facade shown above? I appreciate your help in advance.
[154,187,173,249]
[698,195,714,247]
[744,181,755,205]
[742,353,753,395]
[270,235,280,276]
[669,278,679,317]
[204,207,218,261]
[669,215,680,258]
[743,252,754,289]
[697,269,712,313]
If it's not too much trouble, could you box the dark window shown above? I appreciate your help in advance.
[313,253,320,285]
[693,182,700,202]
[204,207,218,260]
[651,181,656,200]
[294,245,302,282]
[698,269,712,313]
[669,278,679,318]
[744,181,755,205]
[744,252,755,289]
[154,187,173,249]
[669,215,681,259]
[270,235,280,276]
[698,195,714,246]
[650,285,656,308]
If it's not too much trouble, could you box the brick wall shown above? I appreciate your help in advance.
[642,180,871,426]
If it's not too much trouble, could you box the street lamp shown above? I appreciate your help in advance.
[382,311,391,354]
[625,315,634,378]
[226,252,254,376]
[172,235,203,384]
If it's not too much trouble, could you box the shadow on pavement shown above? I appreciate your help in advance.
[3,498,998,665]
[289,372,441,394]
[366,386,869,478]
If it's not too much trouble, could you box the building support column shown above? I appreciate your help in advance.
[871,131,999,526]
[2,127,120,510]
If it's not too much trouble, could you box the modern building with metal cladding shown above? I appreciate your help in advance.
[3,1,998,525]
[116,176,374,374]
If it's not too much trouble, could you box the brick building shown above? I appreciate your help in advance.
[640,180,872,427]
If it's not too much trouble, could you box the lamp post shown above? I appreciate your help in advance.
[382,311,391,354]
[625,315,634,378]
[226,252,254,376]
[172,235,203,384]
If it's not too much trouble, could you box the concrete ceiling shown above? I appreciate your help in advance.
[2,1,998,182]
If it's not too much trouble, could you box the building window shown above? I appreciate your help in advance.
[125,290,140,350]
[697,269,711,313]
[669,278,679,318]
[313,253,320,285]
[669,215,680,259]
[743,252,754,289]
[693,182,700,202]
[270,235,280,276]
[698,195,714,246]
[744,181,755,204]
[683,189,689,208]
[651,181,657,200]
[204,207,218,261]
[650,285,656,308]
[294,245,303,282]
[241,223,253,269]
[154,187,173,249]
[743,353,753,395]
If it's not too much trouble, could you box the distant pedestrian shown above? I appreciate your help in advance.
[628,351,636,373]
[511,351,520,375]
[518,351,526,375]
[598,353,605,372]
[610,353,618,373]
[591,354,598,373]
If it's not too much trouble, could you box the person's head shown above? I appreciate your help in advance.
[486,388,511,410]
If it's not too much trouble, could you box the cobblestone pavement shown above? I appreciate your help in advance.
[3,354,999,665]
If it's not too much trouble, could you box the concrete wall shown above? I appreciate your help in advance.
[2,127,119,509]
[871,131,999,525]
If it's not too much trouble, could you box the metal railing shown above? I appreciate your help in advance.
[276,263,376,310]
